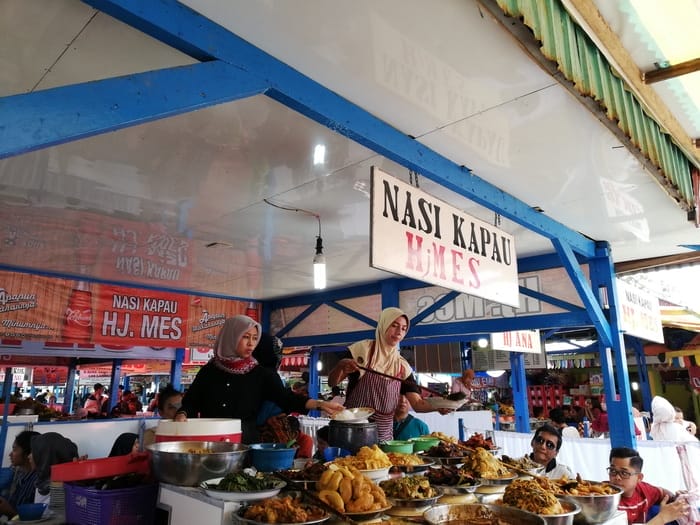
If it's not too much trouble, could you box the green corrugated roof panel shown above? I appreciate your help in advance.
[496,0,695,209]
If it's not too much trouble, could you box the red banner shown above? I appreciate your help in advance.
[94,285,189,346]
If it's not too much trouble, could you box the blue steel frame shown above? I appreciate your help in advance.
[0,0,637,447]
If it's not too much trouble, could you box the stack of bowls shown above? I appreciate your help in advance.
[147,441,248,486]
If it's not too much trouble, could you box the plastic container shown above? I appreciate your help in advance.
[17,503,47,521]
[323,447,352,461]
[410,437,440,452]
[582,417,590,438]
[249,443,296,472]
[65,482,158,525]
[380,440,414,454]
[51,452,150,482]
[155,418,242,443]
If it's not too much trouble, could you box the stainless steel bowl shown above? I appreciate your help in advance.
[538,500,581,525]
[424,503,546,525]
[559,484,623,524]
[147,440,249,486]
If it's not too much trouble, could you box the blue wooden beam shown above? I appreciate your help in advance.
[0,60,267,159]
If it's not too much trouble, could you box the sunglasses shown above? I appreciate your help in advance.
[534,435,557,450]
[607,467,639,479]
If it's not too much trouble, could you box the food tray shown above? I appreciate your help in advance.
[423,503,546,525]
[387,487,444,508]
[234,499,329,525]
[433,482,481,494]
[479,472,518,485]
[424,398,465,410]
[201,477,286,501]
[389,458,434,474]
[359,466,391,481]
[424,456,469,466]
[342,505,393,521]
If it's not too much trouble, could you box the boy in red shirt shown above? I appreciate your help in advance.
[608,447,687,524]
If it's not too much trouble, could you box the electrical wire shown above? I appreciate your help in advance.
[263,198,322,237]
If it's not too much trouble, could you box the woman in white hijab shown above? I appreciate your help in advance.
[328,307,449,441]
[177,315,343,443]
[650,396,698,442]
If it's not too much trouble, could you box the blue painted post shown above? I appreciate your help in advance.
[0,367,13,463]
[110,360,122,413]
[64,359,78,414]
[626,336,652,412]
[170,348,185,391]
[510,352,529,433]
[308,348,320,417]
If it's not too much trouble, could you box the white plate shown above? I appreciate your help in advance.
[201,477,286,501]
[14,516,53,524]
[359,466,391,481]
[425,397,465,410]
[331,407,375,423]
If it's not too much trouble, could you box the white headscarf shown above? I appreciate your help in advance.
[650,396,698,442]
[348,307,412,379]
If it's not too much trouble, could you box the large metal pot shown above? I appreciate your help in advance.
[328,420,378,453]
[147,440,248,486]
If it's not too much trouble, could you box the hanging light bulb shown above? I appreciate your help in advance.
[313,235,326,289]
[486,370,506,378]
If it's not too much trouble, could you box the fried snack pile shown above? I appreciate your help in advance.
[280,462,328,481]
[463,432,496,450]
[501,455,542,471]
[379,476,437,500]
[331,445,392,470]
[386,452,425,466]
[243,496,326,523]
[316,463,388,513]
[503,478,565,515]
[540,474,620,496]
[425,441,467,458]
[425,465,479,487]
[462,448,511,479]
[428,431,457,443]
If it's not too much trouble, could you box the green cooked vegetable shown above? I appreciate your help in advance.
[211,472,275,492]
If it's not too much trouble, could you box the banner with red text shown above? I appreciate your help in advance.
[370,167,519,306]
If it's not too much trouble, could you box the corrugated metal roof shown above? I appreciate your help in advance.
[496,0,695,208]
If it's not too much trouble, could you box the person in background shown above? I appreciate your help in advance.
[259,414,314,458]
[650,396,698,442]
[525,424,574,479]
[451,369,475,406]
[548,407,580,439]
[29,433,79,504]
[393,395,429,440]
[176,315,344,443]
[608,446,688,525]
[83,383,107,417]
[590,401,609,437]
[314,426,330,461]
[109,433,139,457]
[328,307,451,442]
[673,406,697,436]
[143,384,184,447]
[0,430,40,519]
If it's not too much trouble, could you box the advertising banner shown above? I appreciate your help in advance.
[491,329,542,354]
[616,279,664,343]
[370,168,519,306]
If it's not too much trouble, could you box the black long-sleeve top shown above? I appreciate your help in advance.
[181,361,309,443]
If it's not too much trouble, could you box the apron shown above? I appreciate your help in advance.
[345,343,403,442]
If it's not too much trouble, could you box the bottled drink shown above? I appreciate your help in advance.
[62,281,93,342]
[245,301,259,322]
[582,416,591,438]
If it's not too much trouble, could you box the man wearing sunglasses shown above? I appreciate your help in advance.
[609,447,688,525]
[526,424,573,479]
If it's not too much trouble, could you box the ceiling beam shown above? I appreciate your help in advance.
[643,57,700,84]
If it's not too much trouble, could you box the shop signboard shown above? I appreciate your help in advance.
[491,329,541,354]
[370,168,519,307]
[616,279,664,343]
[472,346,545,370]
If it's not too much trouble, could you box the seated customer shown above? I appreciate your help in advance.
[0,430,40,519]
[549,408,580,439]
[525,424,573,479]
[608,446,688,524]
[393,395,429,440]
[30,433,79,504]
[109,433,139,457]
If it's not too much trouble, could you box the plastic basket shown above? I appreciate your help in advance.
[64,483,158,525]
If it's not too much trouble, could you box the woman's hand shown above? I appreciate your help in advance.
[339,358,359,374]
[328,358,359,387]
[306,399,345,416]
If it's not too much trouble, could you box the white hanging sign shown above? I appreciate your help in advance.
[616,279,664,343]
[491,329,542,354]
[370,168,519,306]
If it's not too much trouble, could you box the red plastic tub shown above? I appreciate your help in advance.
[51,452,151,482]
[155,418,242,443]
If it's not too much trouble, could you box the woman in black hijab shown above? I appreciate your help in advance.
[30,433,79,501]
[109,433,139,457]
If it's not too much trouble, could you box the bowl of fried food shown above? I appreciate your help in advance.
[503,478,581,525]
[237,494,329,524]
[380,476,443,508]
[425,465,481,494]
[424,503,546,525]
[330,445,393,480]
[553,478,623,524]
[315,464,390,516]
